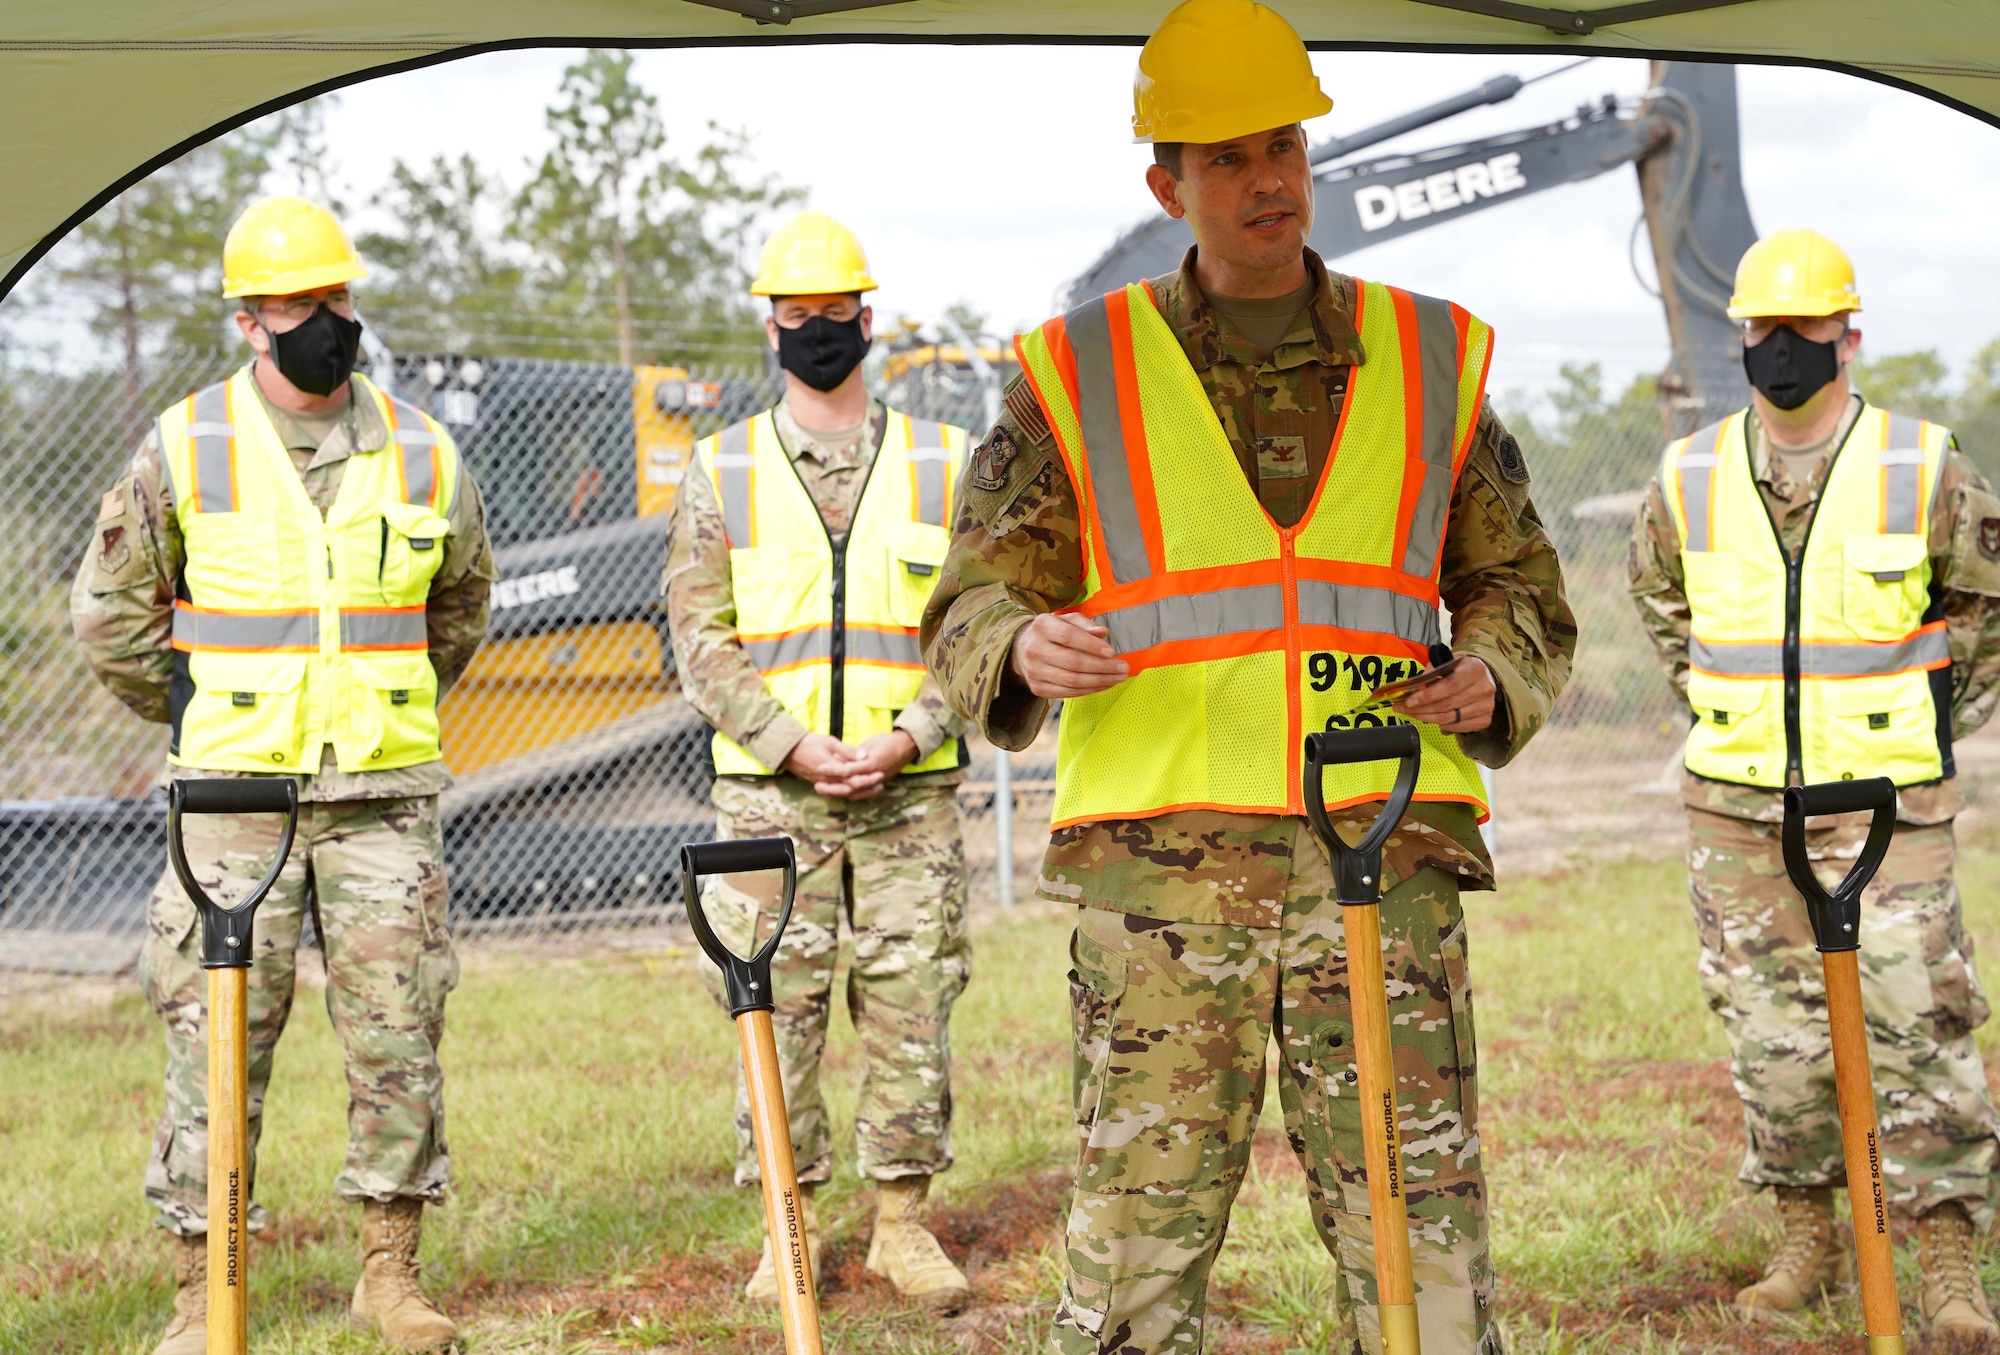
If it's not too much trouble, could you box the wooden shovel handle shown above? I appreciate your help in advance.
[740,1010,825,1355]
[1345,903,1420,1354]
[207,967,249,1355]
[1822,950,1906,1350]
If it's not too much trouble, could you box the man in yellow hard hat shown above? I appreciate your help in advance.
[71,195,494,1354]
[1630,228,2000,1340]
[665,209,977,1311]
[922,3,1574,1351]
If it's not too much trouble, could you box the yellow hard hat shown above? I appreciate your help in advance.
[750,211,877,297]
[1132,0,1333,146]
[220,196,367,299]
[1727,228,1861,319]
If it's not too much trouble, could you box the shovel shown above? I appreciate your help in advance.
[1302,723,1425,1355]
[165,777,300,1355]
[681,836,825,1355]
[1781,776,1905,1355]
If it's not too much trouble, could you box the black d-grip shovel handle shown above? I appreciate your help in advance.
[1302,725,1423,905]
[167,778,300,970]
[681,837,798,1017]
[1782,776,1897,954]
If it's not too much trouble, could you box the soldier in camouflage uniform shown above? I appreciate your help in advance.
[1630,230,2000,1341]
[70,198,492,1354]
[921,8,1573,1351]
[665,210,974,1312]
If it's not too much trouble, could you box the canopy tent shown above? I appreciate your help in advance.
[7,0,2000,300]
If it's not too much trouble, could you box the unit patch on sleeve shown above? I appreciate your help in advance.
[1980,516,2000,561]
[1494,431,1530,484]
[971,427,1018,493]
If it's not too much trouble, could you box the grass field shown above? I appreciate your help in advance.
[8,830,2000,1354]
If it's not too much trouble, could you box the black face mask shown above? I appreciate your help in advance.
[263,303,364,397]
[1742,323,1842,412]
[775,313,869,392]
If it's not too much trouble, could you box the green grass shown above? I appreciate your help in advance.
[8,831,2000,1352]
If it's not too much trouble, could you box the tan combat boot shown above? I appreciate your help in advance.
[745,1183,822,1302]
[865,1175,971,1314]
[1918,1201,2000,1345]
[350,1198,458,1351]
[151,1232,207,1355]
[1734,1186,1853,1318]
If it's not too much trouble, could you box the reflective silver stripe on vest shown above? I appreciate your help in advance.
[741,625,922,671]
[1065,295,1153,584]
[340,609,428,650]
[390,398,440,507]
[190,383,235,513]
[1882,418,1925,534]
[743,627,830,670]
[1095,579,1439,656]
[1690,627,1949,677]
[173,607,318,651]
[712,421,754,547]
[1399,292,1465,580]
[1673,419,1727,553]
[848,628,925,666]
[1299,580,1445,647]
[908,431,951,527]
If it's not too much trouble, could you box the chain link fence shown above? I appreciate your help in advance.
[8,337,1970,972]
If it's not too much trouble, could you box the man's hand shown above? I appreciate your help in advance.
[838,730,920,802]
[782,732,887,800]
[1009,612,1129,699]
[1393,656,1497,733]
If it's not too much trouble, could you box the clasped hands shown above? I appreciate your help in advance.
[1006,611,1497,734]
[781,729,918,799]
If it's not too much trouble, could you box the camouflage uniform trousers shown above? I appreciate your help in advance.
[138,793,458,1236]
[697,774,970,1186]
[1057,863,1496,1355]
[1688,807,2000,1221]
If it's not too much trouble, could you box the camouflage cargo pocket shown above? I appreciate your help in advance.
[1068,913,1129,1140]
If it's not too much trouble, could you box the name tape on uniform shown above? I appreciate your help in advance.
[493,564,582,611]
[1353,151,1528,233]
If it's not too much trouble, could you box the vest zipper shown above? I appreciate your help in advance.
[1755,414,1859,786]
[776,415,886,754]
[1281,526,1303,816]
[829,537,847,742]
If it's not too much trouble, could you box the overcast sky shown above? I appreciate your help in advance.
[27,44,2000,406]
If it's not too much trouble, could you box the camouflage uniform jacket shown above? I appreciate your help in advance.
[662,396,967,781]
[921,248,1578,925]
[69,363,497,802]
[1628,393,2000,824]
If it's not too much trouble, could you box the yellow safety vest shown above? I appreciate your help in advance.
[697,407,969,776]
[1661,401,1954,788]
[1015,279,1493,828]
[158,368,459,773]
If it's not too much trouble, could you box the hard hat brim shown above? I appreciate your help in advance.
[222,257,369,300]
[1132,88,1333,145]
[749,274,878,297]
[1724,295,1862,320]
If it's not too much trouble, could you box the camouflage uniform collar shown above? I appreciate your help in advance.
[1151,246,1365,375]
[1749,393,1862,504]
[772,397,884,471]
[243,362,380,470]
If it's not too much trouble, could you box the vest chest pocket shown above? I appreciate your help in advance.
[183,652,308,767]
[179,515,282,610]
[376,504,452,606]
[887,521,951,628]
[1843,534,1930,640]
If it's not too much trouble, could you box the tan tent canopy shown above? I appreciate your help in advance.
[7,0,2000,300]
